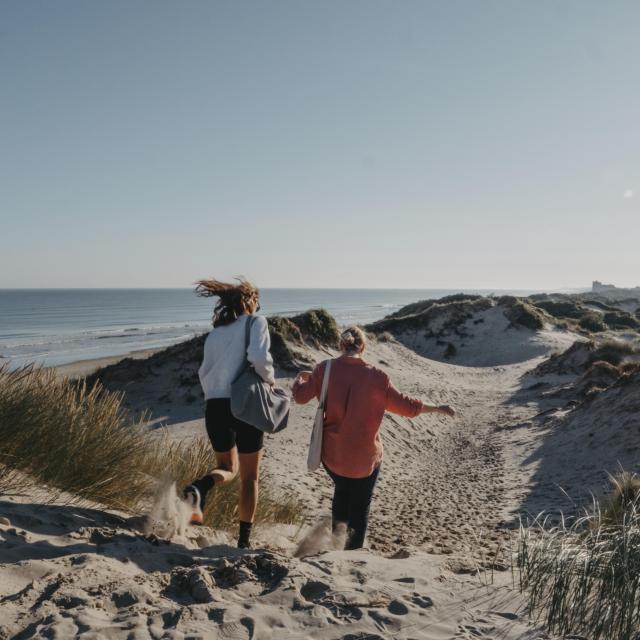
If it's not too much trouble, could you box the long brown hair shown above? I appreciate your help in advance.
[195,278,259,327]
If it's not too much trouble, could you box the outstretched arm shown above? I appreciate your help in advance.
[386,382,455,418]
[419,403,455,417]
[292,362,324,404]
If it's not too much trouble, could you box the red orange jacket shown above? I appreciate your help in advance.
[292,355,423,478]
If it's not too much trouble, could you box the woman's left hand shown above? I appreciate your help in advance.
[437,405,456,417]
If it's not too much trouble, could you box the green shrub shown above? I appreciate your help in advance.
[579,312,607,332]
[603,312,640,330]
[591,340,637,366]
[267,309,339,370]
[290,309,340,348]
[500,297,546,330]
[535,300,585,319]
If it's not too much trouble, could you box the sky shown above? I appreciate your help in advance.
[1,1,639,290]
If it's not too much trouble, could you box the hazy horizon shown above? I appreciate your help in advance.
[2,1,639,289]
[0,285,592,292]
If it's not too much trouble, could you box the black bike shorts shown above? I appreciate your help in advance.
[205,398,264,454]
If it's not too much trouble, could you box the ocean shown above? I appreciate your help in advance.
[0,288,548,368]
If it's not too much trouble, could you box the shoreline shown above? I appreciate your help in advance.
[52,347,163,379]
[1,288,564,373]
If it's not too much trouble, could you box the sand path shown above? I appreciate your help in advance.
[350,345,539,563]
[218,339,545,567]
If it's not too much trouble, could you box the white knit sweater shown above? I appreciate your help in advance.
[198,314,275,400]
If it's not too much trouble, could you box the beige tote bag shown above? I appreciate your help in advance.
[307,360,332,472]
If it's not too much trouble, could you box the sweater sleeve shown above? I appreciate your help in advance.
[385,381,423,418]
[247,316,276,385]
[292,361,325,405]
[197,331,213,389]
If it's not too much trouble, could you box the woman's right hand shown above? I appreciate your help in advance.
[294,370,312,386]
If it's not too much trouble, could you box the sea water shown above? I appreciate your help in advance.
[0,288,546,368]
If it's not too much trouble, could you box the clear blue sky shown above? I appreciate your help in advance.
[2,1,638,289]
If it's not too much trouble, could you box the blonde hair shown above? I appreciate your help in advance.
[195,277,259,327]
[340,326,366,354]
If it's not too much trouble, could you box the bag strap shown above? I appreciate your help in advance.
[244,314,254,356]
[232,315,255,383]
[319,360,332,410]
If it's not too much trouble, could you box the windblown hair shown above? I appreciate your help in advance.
[195,278,260,327]
[340,326,366,354]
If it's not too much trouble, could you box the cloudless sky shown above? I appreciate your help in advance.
[1,1,638,289]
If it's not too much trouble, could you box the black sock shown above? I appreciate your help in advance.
[238,521,253,548]
[189,475,215,505]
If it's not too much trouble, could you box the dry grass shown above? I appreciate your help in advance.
[518,472,640,640]
[0,365,304,530]
[592,340,639,366]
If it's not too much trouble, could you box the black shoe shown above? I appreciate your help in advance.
[183,485,204,526]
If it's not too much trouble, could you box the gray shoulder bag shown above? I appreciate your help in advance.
[230,316,290,433]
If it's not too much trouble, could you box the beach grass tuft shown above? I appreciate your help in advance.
[591,340,639,366]
[517,472,640,640]
[0,364,304,529]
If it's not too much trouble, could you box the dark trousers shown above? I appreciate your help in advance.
[325,464,381,550]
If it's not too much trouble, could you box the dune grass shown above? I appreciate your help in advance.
[499,296,547,330]
[579,311,607,332]
[0,364,304,530]
[517,473,640,640]
[591,339,640,366]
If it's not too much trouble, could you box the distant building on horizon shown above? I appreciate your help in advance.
[592,280,640,293]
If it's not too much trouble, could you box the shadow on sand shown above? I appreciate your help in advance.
[501,369,640,527]
[0,499,251,576]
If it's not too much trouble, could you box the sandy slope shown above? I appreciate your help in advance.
[7,311,639,638]
[0,492,541,640]
[2,329,581,638]
[165,337,562,562]
[3,292,637,638]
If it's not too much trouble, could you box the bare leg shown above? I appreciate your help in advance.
[209,448,239,485]
[186,448,240,525]
[238,450,263,523]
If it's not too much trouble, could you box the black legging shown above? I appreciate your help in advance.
[325,464,381,550]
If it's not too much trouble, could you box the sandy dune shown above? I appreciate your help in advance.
[3,299,639,638]
[0,492,538,639]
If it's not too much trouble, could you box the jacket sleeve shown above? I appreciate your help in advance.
[292,361,325,405]
[385,381,423,418]
[247,316,276,385]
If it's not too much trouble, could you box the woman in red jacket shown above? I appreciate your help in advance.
[292,326,455,550]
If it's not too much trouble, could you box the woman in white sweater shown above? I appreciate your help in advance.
[184,278,275,549]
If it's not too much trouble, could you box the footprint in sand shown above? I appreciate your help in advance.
[299,580,330,601]
[387,599,409,615]
[299,579,364,622]
[218,619,253,640]
[406,593,434,609]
